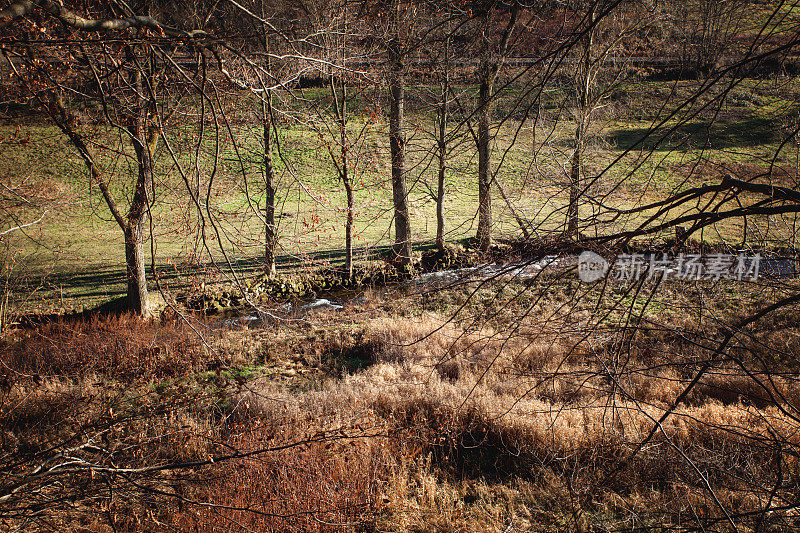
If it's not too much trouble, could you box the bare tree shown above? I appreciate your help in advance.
[0,0,214,315]
[39,84,156,316]
[259,4,279,279]
[413,8,464,251]
[331,76,357,280]
[388,0,413,269]
[562,0,656,240]
[475,0,519,252]
[435,26,452,251]
[565,1,598,239]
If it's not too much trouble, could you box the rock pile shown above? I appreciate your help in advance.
[184,244,483,316]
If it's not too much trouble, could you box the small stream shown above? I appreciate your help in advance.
[413,253,799,286]
[218,253,798,328]
[412,255,574,287]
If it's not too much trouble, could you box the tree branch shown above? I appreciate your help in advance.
[0,0,207,38]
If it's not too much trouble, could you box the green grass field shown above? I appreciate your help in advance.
[2,74,798,312]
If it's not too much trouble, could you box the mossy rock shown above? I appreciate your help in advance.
[489,242,513,257]
[420,246,458,272]
[207,300,225,315]
[420,244,476,272]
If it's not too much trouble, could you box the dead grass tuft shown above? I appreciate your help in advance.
[167,405,394,532]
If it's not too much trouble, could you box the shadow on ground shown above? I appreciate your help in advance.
[609,116,777,152]
[6,242,407,311]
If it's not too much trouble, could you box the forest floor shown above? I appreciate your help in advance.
[2,269,800,531]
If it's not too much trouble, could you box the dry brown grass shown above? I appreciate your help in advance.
[0,314,224,531]
[228,301,799,532]
[3,280,800,532]
[168,416,392,532]
[3,313,204,380]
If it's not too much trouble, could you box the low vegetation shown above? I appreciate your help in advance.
[2,275,798,531]
[2,0,800,530]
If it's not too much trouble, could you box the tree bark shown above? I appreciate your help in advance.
[566,125,582,239]
[124,213,149,316]
[344,170,354,281]
[389,1,412,269]
[126,89,153,316]
[40,49,154,317]
[262,96,277,279]
[261,3,277,279]
[46,77,152,316]
[567,4,596,241]
[476,76,493,252]
[436,33,449,251]
[333,77,355,281]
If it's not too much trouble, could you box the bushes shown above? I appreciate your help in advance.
[0,314,224,531]
[170,421,392,532]
[3,313,203,380]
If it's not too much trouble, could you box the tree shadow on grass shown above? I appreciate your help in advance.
[608,115,777,153]
[9,242,407,314]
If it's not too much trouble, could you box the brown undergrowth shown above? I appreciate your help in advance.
[4,313,205,379]
[2,281,800,532]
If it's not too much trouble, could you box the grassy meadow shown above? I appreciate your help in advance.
[3,73,799,312]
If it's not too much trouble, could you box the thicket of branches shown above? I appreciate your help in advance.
[1,0,800,531]
[2,0,795,315]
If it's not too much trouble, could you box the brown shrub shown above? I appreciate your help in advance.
[0,374,220,532]
[167,416,394,532]
[3,313,203,380]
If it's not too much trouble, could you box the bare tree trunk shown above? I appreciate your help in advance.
[43,92,139,310]
[261,3,277,279]
[124,58,152,316]
[475,4,519,253]
[389,1,412,269]
[335,78,355,282]
[126,129,151,316]
[262,96,277,279]
[45,85,151,315]
[127,141,151,315]
[436,34,449,251]
[476,77,492,252]
[567,4,596,241]
[344,170,354,281]
[124,210,149,316]
[327,74,356,281]
[436,130,446,250]
[566,125,582,239]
